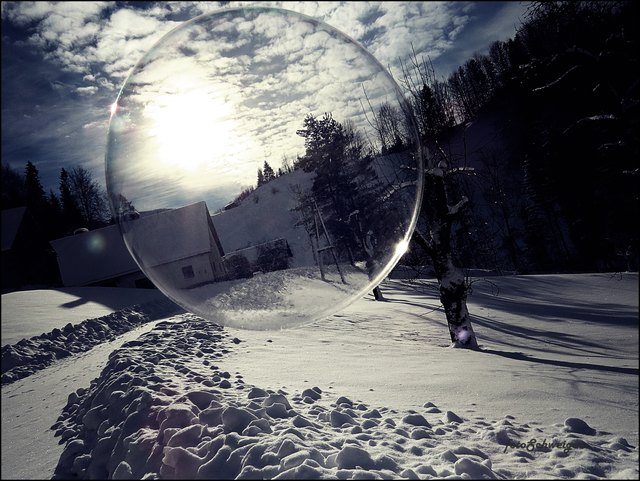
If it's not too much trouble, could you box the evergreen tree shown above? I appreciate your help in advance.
[112,193,138,221]
[48,189,62,212]
[44,189,65,240]
[296,113,354,259]
[24,161,47,213]
[257,168,265,187]
[262,161,276,183]
[296,112,391,268]
[1,162,26,209]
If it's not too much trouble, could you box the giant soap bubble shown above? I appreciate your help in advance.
[106,6,424,329]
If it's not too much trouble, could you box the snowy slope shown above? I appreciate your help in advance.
[1,272,637,479]
[212,169,316,267]
[0,320,167,481]
[191,169,374,329]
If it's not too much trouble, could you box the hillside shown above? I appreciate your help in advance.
[404,1,639,276]
[212,169,316,268]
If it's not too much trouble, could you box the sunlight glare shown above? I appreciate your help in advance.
[146,91,239,173]
[395,239,409,257]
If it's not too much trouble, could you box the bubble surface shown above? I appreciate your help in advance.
[106,6,423,329]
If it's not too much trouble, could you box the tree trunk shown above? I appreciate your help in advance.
[414,170,479,349]
[373,286,385,301]
[364,230,385,301]
[434,257,478,349]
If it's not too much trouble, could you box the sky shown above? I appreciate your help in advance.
[1,1,529,210]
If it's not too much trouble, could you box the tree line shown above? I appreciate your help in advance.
[400,0,637,346]
[374,0,638,275]
[2,161,111,241]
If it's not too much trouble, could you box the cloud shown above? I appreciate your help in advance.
[2,1,527,198]
[1,1,490,107]
[6,2,107,66]
[76,85,99,96]
[423,2,527,78]
[100,5,423,213]
[4,2,184,88]
[479,2,528,46]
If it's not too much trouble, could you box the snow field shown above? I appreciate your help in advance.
[2,273,637,479]
[50,314,638,480]
[186,265,371,330]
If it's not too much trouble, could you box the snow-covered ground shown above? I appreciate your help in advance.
[182,265,371,330]
[1,287,164,347]
[1,273,638,479]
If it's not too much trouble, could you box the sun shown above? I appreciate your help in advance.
[146,90,238,173]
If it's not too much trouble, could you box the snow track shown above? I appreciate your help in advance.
[50,313,638,480]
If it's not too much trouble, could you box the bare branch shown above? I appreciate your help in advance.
[448,196,469,217]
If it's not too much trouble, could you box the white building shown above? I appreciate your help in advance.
[124,201,226,289]
[50,223,146,288]
[51,201,226,289]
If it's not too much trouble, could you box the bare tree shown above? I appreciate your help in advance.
[383,49,480,349]
[411,150,479,349]
[399,49,456,136]
[68,166,110,228]
[281,154,294,174]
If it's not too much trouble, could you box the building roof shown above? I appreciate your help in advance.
[50,201,221,287]
[1,207,27,252]
[123,201,218,268]
[50,223,140,287]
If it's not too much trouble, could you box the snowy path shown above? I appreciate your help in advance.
[1,320,166,480]
[49,308,638,480]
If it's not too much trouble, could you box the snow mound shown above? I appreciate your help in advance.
[1,297,180,385]
[50,315,639,480]
[564,417,597,435]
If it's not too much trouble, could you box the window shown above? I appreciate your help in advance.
[182,265,195,279]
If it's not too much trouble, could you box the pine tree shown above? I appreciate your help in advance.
[257,168,265,187]
[24,161,47,213]
[48,190,62,212]
[296,113,353,258]
[296,113,393,269]
[1,162,26,209]
[262,161,276,183]
[45,189,65,239]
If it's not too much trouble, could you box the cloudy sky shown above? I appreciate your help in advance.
[1,1,528,210]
